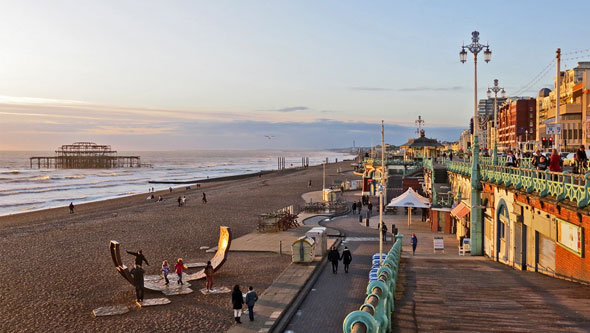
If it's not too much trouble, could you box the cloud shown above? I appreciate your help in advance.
[350,87,392,91]
[267,106,310,112]
[350,86,465,92]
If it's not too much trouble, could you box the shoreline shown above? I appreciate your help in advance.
[0,164,327,221]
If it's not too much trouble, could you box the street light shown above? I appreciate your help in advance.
[486,79,506,165]
[460,31,491,257]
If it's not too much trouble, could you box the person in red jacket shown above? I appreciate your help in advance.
[174,258,187,285]
[549,149,562,172]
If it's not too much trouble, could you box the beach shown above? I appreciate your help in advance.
[0,161,353,332]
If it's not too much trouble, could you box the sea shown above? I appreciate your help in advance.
[0,150,355,217]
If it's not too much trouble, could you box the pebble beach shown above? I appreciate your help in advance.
[0,161,351,332]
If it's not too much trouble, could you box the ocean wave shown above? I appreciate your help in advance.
[29,175,51,182]
[65,175,86,179]
[0,170,20,174]
[54,196,87,201]
[0,201,46,208]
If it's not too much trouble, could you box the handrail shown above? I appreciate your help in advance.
[343,235,403,333]
[446,160,590,208]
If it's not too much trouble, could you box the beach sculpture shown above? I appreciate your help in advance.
[109,226,232,289]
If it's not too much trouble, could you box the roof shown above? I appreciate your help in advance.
[387,187,430,208]
[401,133,444,148]
[450,202,470,219]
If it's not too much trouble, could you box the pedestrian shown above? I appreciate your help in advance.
[411,233,418,255]
[175,258,186,285]
[151,187,154,192]
[341,246,352,273]
[178,196,182,207]
[182,196,186,206]
[161,260,170,285]
[68,202,75,214]
[245,286,258,321]
[308,180,312,188]
[421,208,428,222]
[549,149,562,172]
[126,249,149,267]
[157,195,163,202]
[169,187,173,192]
[130,264,145,302]
[231,285,244,324]
[204,260,214,292]
[537,155,549,171]
[532,150,542,168]
[368,202,373,213]
[351,202,357,214]
[328,246,340,274]
[577,145,588,173]
[357,201,362,216]
[202,192,207,204]
[449,151,453,161]
[381,224,388,241]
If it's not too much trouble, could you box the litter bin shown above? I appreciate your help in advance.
[291,236,315,263]
[306,227,327,256]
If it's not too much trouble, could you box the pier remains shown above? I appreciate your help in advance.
[30,142,146,169]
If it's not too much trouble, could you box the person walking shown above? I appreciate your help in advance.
[576,145,588,174]
[328,246,340,274]
[204,261,214,292]
[308,180,312,188]
[351,202,357,214]
[181,196,186,206]
[175,258,186,285]
[68,202,75,214]
[368,202,373,217]
[381,224,388,242]
[245,286,258,321]
[177,196,182,207]
[130,264,145,302]
[421,208,428,222]
[231,285,244,324]
[202,192,207,204]
[127,249,149,267]
[411,233,418,256]
[341,246,352,273]
[449,151,453,161]
[161,260,170,285]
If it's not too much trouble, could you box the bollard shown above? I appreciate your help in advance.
[365,218,369,227]
[279,240,282,255]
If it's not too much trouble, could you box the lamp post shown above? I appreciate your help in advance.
[460,31,491,256]
[486,79,506,165]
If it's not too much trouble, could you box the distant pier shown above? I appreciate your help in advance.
[30,142,148,169]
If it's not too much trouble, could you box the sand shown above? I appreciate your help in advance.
[0,161,356,332]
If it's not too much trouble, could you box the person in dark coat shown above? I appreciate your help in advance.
[245,286,258,321]
[381,224,388,241]
[340,247,352,273]
[351,202,357,214]
[231,285,244,324]
[411,234,418,256]
[130,264,145,302]
[68,202,74,214]
[126,250,149,267]
[327,246,340,274]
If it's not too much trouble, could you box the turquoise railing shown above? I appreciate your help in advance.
[343,235,403,333]
[447,161,590,208]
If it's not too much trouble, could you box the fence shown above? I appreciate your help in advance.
[447,161,590,208]
[342,235,403,333]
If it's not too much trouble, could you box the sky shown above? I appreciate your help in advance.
[1,1,590,150]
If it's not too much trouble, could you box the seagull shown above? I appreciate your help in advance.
[264,135,275,140]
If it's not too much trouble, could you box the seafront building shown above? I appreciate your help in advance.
[497,97,537,151]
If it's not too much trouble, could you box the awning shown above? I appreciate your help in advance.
[450,202,470,219]
[387,187,430,208]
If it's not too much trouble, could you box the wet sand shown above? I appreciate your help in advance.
[0,161,355,332]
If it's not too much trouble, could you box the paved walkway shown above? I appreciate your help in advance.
[285,191,590,332]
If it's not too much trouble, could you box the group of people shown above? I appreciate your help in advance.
[351,199,372,215]
[127,249,259,323]
[531,149,563,172]
[327,246,353,273]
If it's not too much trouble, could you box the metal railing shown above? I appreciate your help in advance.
[446,161,590,208]
[343,235,403,333]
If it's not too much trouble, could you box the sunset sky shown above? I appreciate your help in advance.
[1,1,589,150]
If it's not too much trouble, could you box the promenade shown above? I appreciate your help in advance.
[284,191,590,332]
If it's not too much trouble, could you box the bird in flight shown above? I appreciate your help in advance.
[264,135,275,140]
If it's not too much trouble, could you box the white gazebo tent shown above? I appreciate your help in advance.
[387,187,430,227]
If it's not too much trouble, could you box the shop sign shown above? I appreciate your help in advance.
[557,219,584,257]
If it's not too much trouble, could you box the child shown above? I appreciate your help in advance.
[204,261,214,292]
[161,260,170,285]
[175,258,187,285]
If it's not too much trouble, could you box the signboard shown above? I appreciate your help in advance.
[546,124,562,135]
[433,237,444,252]
[557,219,583,257]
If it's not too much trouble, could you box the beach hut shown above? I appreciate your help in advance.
[291,236,315,263]
[387,187,430,227]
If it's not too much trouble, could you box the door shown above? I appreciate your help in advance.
[536,233,555,275]
[513,223,522,269]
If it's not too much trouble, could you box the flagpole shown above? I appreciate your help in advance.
[379,120,385,266]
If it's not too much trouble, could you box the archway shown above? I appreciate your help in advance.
[496,199,510,262]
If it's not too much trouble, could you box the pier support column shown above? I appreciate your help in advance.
[471,136,483,256]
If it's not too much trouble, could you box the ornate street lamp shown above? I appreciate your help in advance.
[459,31,491,257]
[486,79,506,165]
